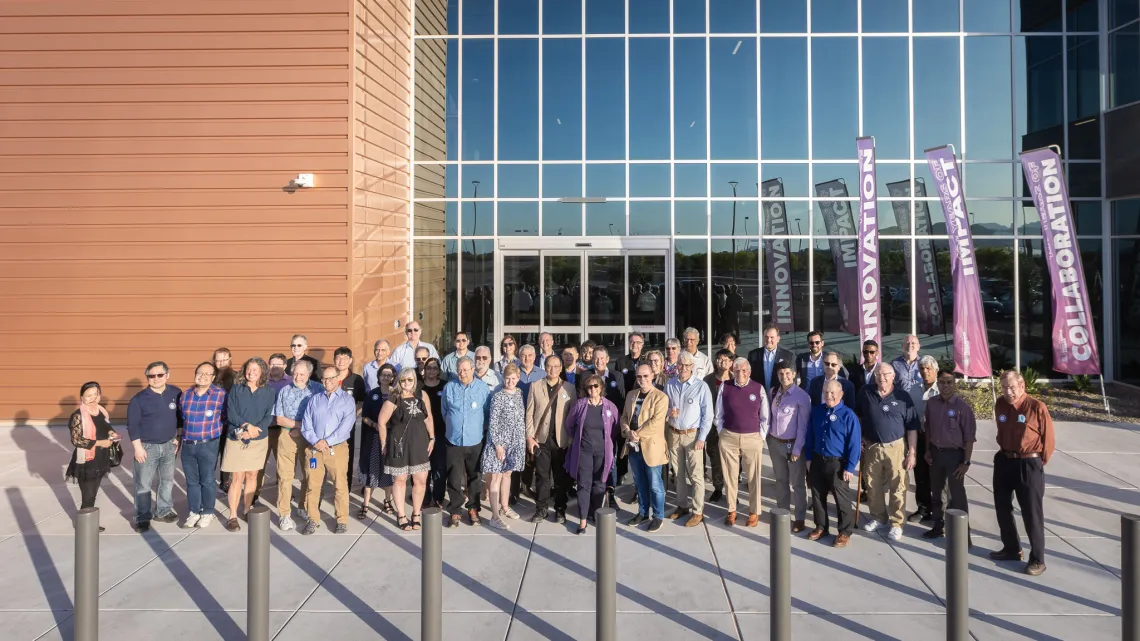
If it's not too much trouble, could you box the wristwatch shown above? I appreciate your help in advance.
[963,460,971,466]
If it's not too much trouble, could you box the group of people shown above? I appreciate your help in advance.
[66,322,1054,576]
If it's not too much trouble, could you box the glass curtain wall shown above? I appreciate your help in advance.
[411,0,1108,374]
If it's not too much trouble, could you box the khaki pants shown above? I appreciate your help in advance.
[667,429,705,514]
[304,441,349,526]
[719,430,764,515]
[864,438,907,528]
[275,428,308,519]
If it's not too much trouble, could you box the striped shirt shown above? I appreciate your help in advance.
[179,385,226,442]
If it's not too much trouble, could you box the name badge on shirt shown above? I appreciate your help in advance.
[609,381,616,388]
[437,391,443,397]
[205,410,214,418]
[372,394,380,401]
[881,405,890,412]
[783,406,792,415]
[168,402,176,410]
[749,394,756,401]
[1018,414,1027,423]
[622,368,628,374]
[606,410,613,417]
[998,414,1008,423]
[947,409,956,418]
[829,414,837,422]
[687,398,694,404]
[471,402,478,409]
[561,392,568,400]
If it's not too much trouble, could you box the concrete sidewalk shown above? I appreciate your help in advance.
[0,420,1129,640]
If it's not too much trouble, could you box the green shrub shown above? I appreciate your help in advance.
[956,383,996,419]
[1072,375,1093,393]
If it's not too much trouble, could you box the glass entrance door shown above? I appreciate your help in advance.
[495,239,671,357]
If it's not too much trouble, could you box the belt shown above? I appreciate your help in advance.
[999,450,1040,459]
[863,438,903,448]
[673,428,698,435]
[929,444,964,453]
[771,436,796,443]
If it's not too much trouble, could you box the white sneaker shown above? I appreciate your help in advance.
[183,513,201,529]
[197,514,214,529]
[888,526,903,541]
[279,515,296,532]
[487,517,509,530]
[501,507,520,520]
[862,519,884,532]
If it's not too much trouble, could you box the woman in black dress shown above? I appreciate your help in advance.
[359,364,397,519]
[65,381,119,530]
[377,368,435,530]
[420,358,447,509]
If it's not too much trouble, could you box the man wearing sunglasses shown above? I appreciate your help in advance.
[391,321,439,372]
[796,330,848,391]
[441,331,472,382]
[807,351,856,408]
[285,334,322,378]
[851,339,881,398]
[126,361,182,532]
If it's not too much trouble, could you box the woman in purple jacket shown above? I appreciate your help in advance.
[563,374,621,534]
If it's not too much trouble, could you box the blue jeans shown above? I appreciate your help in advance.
[628,450,665,519]
[133,439,177,524]
[180,438,220,515]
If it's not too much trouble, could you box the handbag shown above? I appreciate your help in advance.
[108,440,123,468]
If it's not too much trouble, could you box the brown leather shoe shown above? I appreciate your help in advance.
[448,514,460,528]
[1025,561,1047,576]
[468,508,481,526]
[746,513,760,527]
[685,513,704,527]
[833,533,851,548]
[807,528,825,541]
[225,518,241,532]
[791,520,806,533]
[724,511,736,526]
[668,507,691,521]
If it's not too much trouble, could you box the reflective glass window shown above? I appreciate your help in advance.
[462,40,494,161]
[415,0,457,35]
[915,0,961,32]
[587,0,624,33]
[812,194,858,238]
[761,38,808,159]
[629,201,672,235]
[876,163,912,202]
[964,0,1012,32]
[462,201,493,235]
[711,0,756,33]
[498,164,539,198]
[498,202,539,235]
[413,39,454,162]
[1066,0,1098,31]
[414,164,457,199]
[760,163,809,197]
[1117,238,1140,383]
[499,39,539,161]
[414,240,458,349]
[675,239,710,338]
[878,240,911,341]
[674,0,706,33]
[414,201,454,236]
[1110,0,1140,29]
[464,0,494,34]
[630,164,671,197]
[862,38,910,160]
[675,201,709,235]
[629,39,671,160]
[542,163,583,198]
[1110,22,1140,108]
[711,164,758,197]
[963,163,1014,197]
[587,39,626,160]
[543,39,582,160]
[586,201,627,235]
[1115,199,1140,235]
[813,163,858,190]
[630,0,670,33]
[775,201,812,238]
[711,38,758,160]
[544,0,581,34]
[462,240,495,346]
[1071,200,1103,236]
[1016,0,1062,32]
[500,0,539,34]
[542,203,583,235]
[464,165,493,197]
[812,239,855,340]
[1014,36,1063,153]
[862,0,909,33]
[914,38,961,156]
[586,164,626,197]
[675,163,708,197]
[1069,35,1100,123]
[1067,162,1101,197]
[675,38,707,159]
[710,240,758,349]
[962,200,1014,235]
[811,0,857,32]
[711,200,758,236]
[761,0,806,32]
[965,37,1014,160]
[1069,116,1101,160]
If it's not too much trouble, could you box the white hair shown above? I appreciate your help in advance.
[678,351,695,366]
[918,354,939,369]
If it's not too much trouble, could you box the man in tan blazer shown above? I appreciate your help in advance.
[621,363,670,532]
[525,356,577,524]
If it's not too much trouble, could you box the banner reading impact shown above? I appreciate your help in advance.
[1020,147,1102,376]
[761,178,796,333]
[886,179,944,336]
[856,137,882,352]
[924,145,992,377]
[815,179,859,335]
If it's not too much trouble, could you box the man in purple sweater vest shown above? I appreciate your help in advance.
[715,358,770,527]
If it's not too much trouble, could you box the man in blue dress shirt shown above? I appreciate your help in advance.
[804,380,861,548]
[300,366,358,535]
[442,357,491,527]
[664,352,714,527]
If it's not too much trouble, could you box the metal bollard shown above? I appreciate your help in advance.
[247,505,270,641]
[596,507,617,641]
[769,508,791,641]
[946,509,969,641]
[422,506,443,641]
[75,507,100,641]
[1124,514,1140,641]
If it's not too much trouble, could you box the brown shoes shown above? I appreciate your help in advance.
[834,533,851,548]
[807,528,825,541]
[448,514,461,528]
[724,512,736,526]
[225,518,241,532]
[468,508,481,527]
[746,513,760,528]
[668,507,691,521]
[791,520,806,533]
[1025,561,1047,576]
[685,513,704,527]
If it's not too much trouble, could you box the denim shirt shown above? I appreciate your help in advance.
[442,379,491,447]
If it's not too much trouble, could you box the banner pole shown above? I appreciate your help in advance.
[1100,375,1112,416]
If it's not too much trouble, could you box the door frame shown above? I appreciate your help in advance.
[494,237,673,354]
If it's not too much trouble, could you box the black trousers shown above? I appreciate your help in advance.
[533,435,570,514]
[810,456,856,535]
[913,429,932,511]
[704,425,724,490]
[427,439,448,504]
[78,473,105,509]
[576,448,607,521]
[445,442,485,513]
[993,453,1046,564]
[929,446,968,526]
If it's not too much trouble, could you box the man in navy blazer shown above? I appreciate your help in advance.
[795,330,849,390]
[807,351,856,407]
[747,323,795,392]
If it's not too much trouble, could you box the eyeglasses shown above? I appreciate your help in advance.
[502,342,515,347]
[321,376,338,381]
[824,362,841,367]
[862,350,878,355]
[400,379,416,384]
[406,328,420,333]
[476,356,490,361]
[587,384,601,390]
[808,340,823,345]
[146,373,166,379]
[290,344,305,348]
[636,374,651,379]
[194,372,213,378]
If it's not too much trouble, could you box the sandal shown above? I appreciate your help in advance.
[382,499,396,516]
[411,514,422,530]
[356,505,370,521]
[398,516,413,531]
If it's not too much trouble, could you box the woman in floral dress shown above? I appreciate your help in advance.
[481,364,526,529]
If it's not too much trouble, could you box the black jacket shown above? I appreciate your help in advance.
[746,347,795,391]
[850,363,880,397]
[795,351,849,390]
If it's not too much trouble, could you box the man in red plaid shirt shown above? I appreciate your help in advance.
[180,362,227,529]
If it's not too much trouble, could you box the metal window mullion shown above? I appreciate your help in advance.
[806,0,814,332]
[705,0,712,351]
[582,6,588,235]
[670,0,676,237]
[1099,0,1115,379]
[493,34,499,236]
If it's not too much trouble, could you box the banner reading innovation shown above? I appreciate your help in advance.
[856,137,882,353]
[886,179,944,336]
[761,178,796,333]
[1020,147,1102,376]
[923,145,992,378]
[815,179,859,335]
